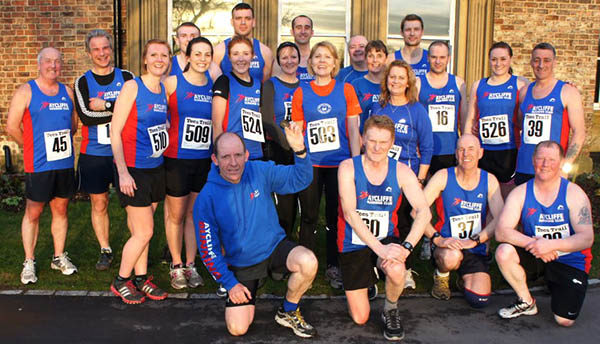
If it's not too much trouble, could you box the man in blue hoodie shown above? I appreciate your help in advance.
[194,122,317,338]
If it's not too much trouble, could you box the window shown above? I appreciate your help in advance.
[278,0,351,65]
[171,0,239,51]
[387,0,456,68]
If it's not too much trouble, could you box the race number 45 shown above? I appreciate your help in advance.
[44,129,72,161]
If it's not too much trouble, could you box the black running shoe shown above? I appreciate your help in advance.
[134,276,168,301]
[368,284,378,301]
[96,250,113,271]
[275,306,317,338]
[381,308,404,341]
[111,278,145,304]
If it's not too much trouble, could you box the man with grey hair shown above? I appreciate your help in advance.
[74,29,134,270]
[336,35,369,83]
[7,47,78,284]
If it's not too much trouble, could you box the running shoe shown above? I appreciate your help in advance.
[431,272,451,300]
[135,276,168,300]
[169,264,187,290]
[420,237,431,261]
[184,262,204,288]
[381,308,405,341]
[404,269,417,290]
[498,298,538,319]
[21,258,37,284]
[325,265,343,289]
[50,252,78,275]
[216,284,227,298]
[111,278,145,304]
[275,306,317,338]
[368,284,378,301]
[95,249,113,271]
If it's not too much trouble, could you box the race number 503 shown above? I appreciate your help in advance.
[307,118,340,153]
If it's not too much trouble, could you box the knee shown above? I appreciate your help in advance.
[24,205,44,222]
[385,263,406,286]
[135,228,154,242]
[554,315,575,327]
[296,248,319,276]
[464,288,490,309]
[436,249,462,270]
[495,244,516,266]
[350,308,370,325]
[226,322,250,336]
[91,197,108,214]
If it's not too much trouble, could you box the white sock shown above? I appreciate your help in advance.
[435,269,449,277]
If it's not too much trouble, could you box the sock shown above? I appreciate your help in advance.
[283,298,298,312]
[384,298,398,313]
[134,275,147,285]
[101,247,112,254]
[116,275,129,282]
[435,269,449,277]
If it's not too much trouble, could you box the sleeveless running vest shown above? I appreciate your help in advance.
[394,49,430,77]
[301,81,351,167]
[223,74,263,159]
[296,66,314,82]
[23,80,74,173]
[220,38,265,82]
[419,74,461,156]
[475,75,519,151]
[165,73,213,159]
[521,178,591,272]
[122,77,168,168]
[351,76,381,133]
[170,55,183,76]
[80,68,125,156]
[517,81,569,175]
[434,167,489,256]
[270,77,298,127]
[337,156,402,253]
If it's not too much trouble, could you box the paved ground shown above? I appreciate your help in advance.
[1,287,599,343]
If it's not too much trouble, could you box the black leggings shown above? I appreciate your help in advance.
[266,140,299,237]
[298,166,339,267]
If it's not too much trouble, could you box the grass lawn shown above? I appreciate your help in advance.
[0,174,599,297]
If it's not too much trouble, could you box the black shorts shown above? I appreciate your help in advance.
[164,157,211,197]
[478,149,517,183]
[77,153,114,194]
[25,168,76,203]
[456,250,492,276]
[225,238,298,307]
[429,154,456,175]
[516,247,589,320]
[514,172,534,186]
[339,237,400,291]
[114,164,166,208]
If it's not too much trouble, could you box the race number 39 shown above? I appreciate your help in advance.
[307,118,340,153]
[44,129,72,161]
[182,117,211,150]
[523,113,551,144]
[241,108,265,142]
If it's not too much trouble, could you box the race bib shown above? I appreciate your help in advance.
[147,123,169,158]
[428,104,455,132]
[449,213,482,240]
[97,123,111,145]
[523,113,551,144]
[388,145,402,161]
[182,117,211,150]
[479,115,510,145]
[44,129,72,161]
[241,108,265,142]
[307,118,340,153]
[283,101,292,122]
[352,209,389,245]
[535,223,570,257]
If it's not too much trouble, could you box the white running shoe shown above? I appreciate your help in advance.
[50,252,78,275]
[404,268,417,290]
[21,258,38,284]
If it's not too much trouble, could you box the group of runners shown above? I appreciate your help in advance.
[5,2,595,341]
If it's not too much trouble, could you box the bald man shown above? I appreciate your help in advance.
[6,47,79,285]
[419,134,503,307]
[336,35,369,83]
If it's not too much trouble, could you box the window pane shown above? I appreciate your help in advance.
[388,0,451,37]
[172,0,239,46]
[281,35,347,64]
[280,0,347,36]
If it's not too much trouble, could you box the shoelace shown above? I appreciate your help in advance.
[386,309,402,329]
[511,298,531,312]
[292,309,309,327]
[125,280,143,296]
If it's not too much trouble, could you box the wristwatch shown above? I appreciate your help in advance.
[104,101,112,110]
[430,231,441,245]
[294,147,307,156]
[401,241,414,253]
[469,233,481,245]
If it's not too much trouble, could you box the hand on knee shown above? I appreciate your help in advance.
[464,288,490,309]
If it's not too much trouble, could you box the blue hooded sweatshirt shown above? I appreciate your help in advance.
[193,154,312,291]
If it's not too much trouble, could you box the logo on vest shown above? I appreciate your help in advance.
[185,92,212,103]
[538,213,564,223]
[395,119,409,134]
[485,92,512,100]
[146,103,167,113]
[428,94,456,103]
[358,191,369,200]
[40,101,70,111]
[527,104,554,113]
[250,189,260,200]
[367,194,393,206]
[317,103,332,114]
[452,197,482,211]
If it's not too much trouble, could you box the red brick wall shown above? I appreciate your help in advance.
[0,0,127,171]
[493,0,600,158]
